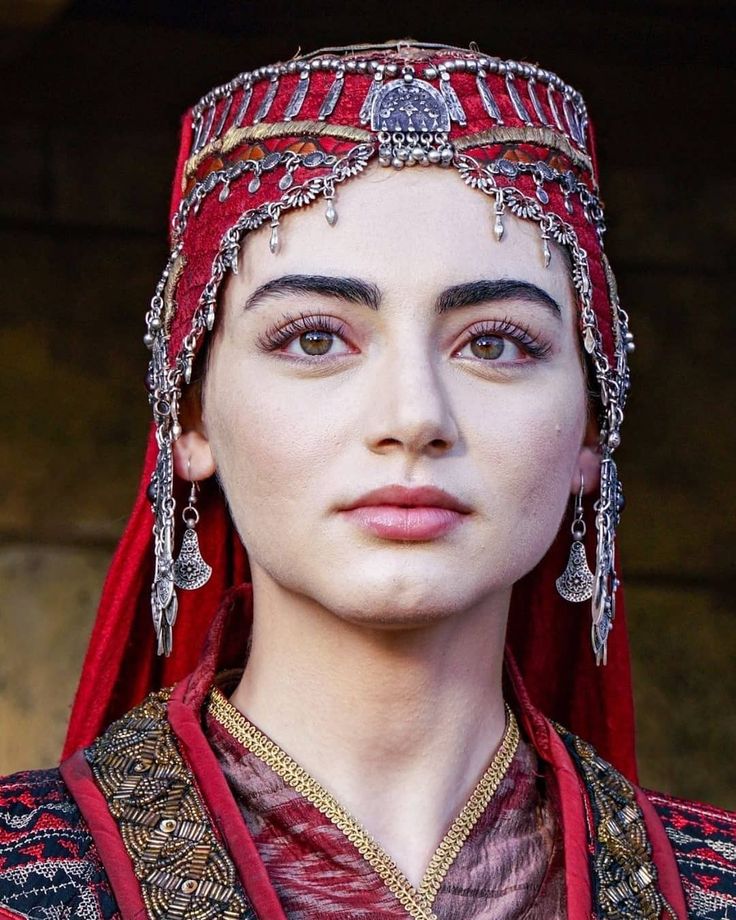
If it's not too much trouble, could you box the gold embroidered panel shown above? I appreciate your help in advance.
[553,724,677,920]
[86,689,257,920]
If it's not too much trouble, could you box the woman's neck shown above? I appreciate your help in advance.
[229,571,510,888]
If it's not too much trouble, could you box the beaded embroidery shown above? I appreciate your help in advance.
[85,689,256,920]
[649,791,736,919]
[0,768,119,919]
[554,724,676,919]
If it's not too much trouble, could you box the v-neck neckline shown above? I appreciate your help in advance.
[207,685,520,920]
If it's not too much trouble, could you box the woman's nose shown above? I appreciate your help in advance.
[363,346,460,457]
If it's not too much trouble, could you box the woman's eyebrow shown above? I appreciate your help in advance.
[242,274,561,320]
[243,274,380,311]
[435,279,562,318]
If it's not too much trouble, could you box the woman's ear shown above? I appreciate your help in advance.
[572,413,601,495]
[173,429,216,480]
[172,380,216,480]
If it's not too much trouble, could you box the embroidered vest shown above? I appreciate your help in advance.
[2,689,734,918]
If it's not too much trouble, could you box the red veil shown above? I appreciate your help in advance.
[62,44,638,781]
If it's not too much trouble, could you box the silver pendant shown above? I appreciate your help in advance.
[527,79,550,126]
[254,77,279,123]
[269,219,280,254]
[360,70,384,124]
[232,84,253,128]
[556,476,595,604]
[173,526,212,591]
[556,541,595,602]
[284,71,310,120]
[173,478,212,592]
[563,95,582,145]
[149,430,179,656]
[319,70,345,120]
[324,195,337,226]
[197,102,216,152]
[547,84,565,133]
[371,75,451,133]
[476,72,503,123]
[505,73,532,125]
[371,75,454,168]
[213,94,233,139]
[439,72,467,125]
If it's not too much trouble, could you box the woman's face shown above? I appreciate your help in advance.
[179,165,598,627]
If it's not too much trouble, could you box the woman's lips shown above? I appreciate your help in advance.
[338,485,471,541]
[341,505,466,540]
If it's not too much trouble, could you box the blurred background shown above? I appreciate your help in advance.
[0,0,733,807]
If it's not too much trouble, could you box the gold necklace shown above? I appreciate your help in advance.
[208,687,520,920]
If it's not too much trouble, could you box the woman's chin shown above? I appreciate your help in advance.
[305,575,503,631]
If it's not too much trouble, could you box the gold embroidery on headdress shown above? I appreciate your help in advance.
[455,126,593,173]
[162,252,187,335]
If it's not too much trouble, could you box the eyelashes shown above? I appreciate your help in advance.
[255,311,552,362]
[256,312,349,354]
[458,318,552,360]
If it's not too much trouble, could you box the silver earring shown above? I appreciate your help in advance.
[556,475,594,603]
[173,475,212,591]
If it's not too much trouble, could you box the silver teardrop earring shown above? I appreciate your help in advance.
[556,475,594,603]
[173,466,212,591]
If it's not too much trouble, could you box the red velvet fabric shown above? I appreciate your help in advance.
[168,677,288,920]
[59,752,149,919]
[0,908,34,920]
[63,47,638,782]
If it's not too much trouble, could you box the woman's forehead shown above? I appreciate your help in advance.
[233,166,576,312]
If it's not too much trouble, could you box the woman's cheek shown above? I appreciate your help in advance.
[207,378,334,523]
[484,383,585,514]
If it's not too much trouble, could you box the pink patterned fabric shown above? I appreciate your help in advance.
[206,686,565,919]
[431,740,566,919]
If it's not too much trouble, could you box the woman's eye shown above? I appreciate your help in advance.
[284,328,351,357]
[457,334,525,362]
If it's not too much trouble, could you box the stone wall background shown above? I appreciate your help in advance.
[0,1,733,807]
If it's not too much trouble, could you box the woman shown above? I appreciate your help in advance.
[0,41,733,920]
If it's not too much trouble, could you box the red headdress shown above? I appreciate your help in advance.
[63,41,637,779]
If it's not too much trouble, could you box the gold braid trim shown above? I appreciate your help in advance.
[185,121,373,178]
[208,687,519,919]
[454,126,593,172]
[417,706,520,904]
[86,689,256,920]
